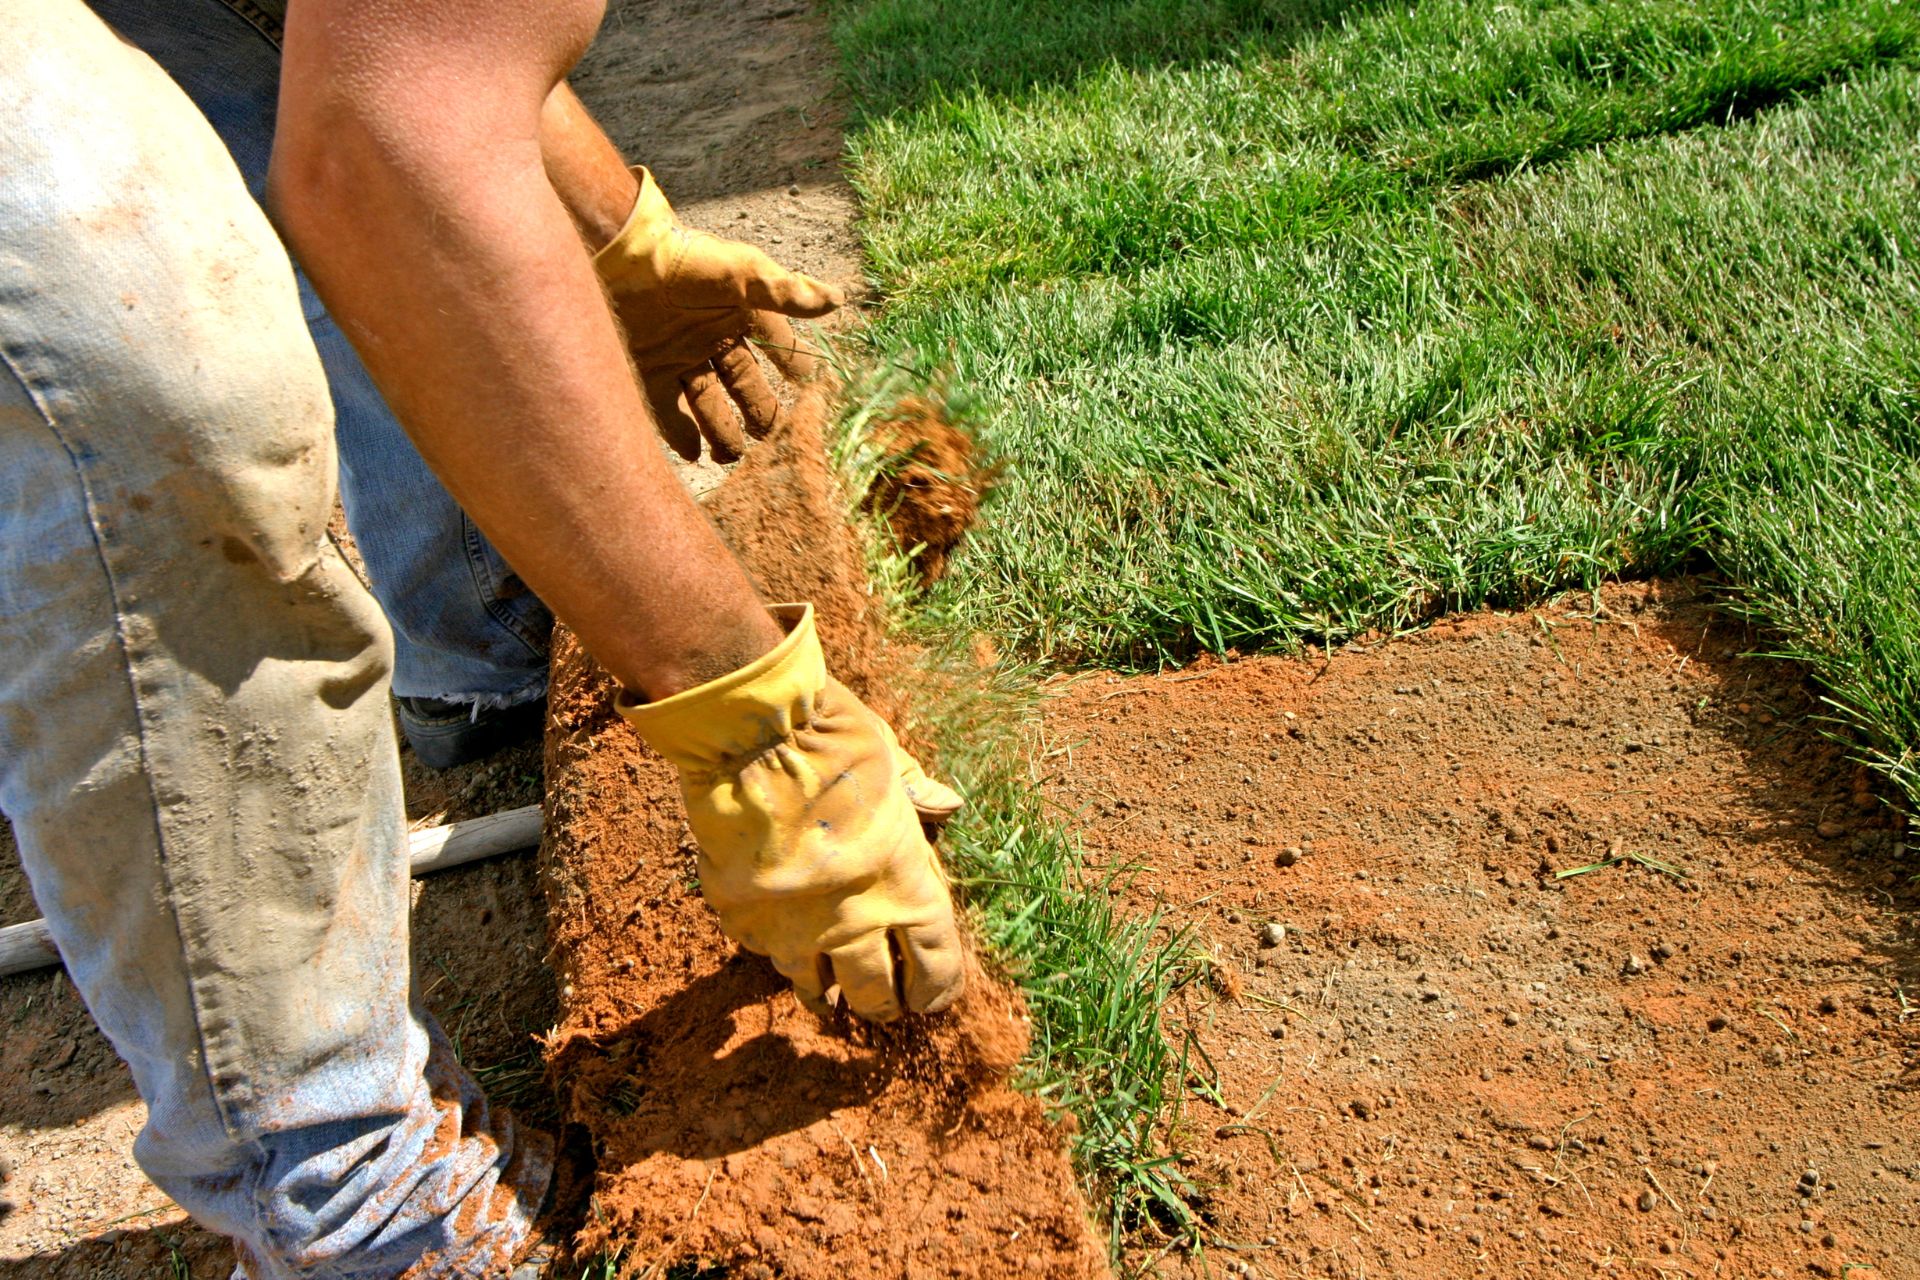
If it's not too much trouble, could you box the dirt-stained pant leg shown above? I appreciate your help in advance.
[0,3,549,1276]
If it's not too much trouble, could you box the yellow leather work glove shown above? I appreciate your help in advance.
[595,167,843,465]
[615,604,965,1021]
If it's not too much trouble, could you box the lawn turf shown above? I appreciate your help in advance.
[832,0,1920,796]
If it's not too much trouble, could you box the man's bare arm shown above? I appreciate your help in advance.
[270,0,780,699]
[540,83,637,249]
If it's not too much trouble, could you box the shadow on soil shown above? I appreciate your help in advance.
[1637,600,1920,995]
[0,852,557,1136]
[0,1222,231,1280]
[548,955,971,1161]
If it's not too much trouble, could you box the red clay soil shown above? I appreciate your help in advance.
[1044,580,1920,1279]
[538,390,1108,1279]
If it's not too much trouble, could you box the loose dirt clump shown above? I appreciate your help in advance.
[539,388,1107,1278]
[861,396,993,586]
[1044,580,1920,1279]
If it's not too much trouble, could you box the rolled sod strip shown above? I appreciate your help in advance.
[0,803,544,980]
[538,390,1109,1278]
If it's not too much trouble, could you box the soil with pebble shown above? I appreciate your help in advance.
[1044,579,1918,1279]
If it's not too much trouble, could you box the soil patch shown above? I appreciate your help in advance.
[1043,580,1920,1279]
[538,389,1107,1277]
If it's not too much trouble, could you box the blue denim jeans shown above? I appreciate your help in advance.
[0,2,550,1275]
[85,0,554,709]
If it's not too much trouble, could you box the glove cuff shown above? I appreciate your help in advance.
[614,603,821,772]
[591,166,678,292]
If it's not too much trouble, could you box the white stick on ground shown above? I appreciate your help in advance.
[0,803,544,981]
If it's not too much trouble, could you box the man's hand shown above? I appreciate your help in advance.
[617,603,966,1022]
[595,169,843,463]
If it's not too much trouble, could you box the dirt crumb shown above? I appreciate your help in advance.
[862,396,992,585]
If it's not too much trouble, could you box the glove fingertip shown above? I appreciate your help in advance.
[904,777,965,825]
[684,367,747,463]
[794,278,845,317]
[770,949,833,1018]
[643,377,705,462]
[760,274,843,319]
[898,923,966,1015]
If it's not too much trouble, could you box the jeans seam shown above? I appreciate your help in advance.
[0,344,245,1144]
[458,511,550,662]
[206,0,284,49]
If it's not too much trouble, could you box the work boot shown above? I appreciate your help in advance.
[395,694,546,770]
[509,1242,557,1278]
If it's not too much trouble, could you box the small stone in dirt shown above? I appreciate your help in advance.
[1270,1026,1286,1040]
[1623,953,1648,976]
[1260,922,1286,948]
[1637,1189,1658,1212]
[1817,819,1849,839]
[1276,846,1301,867]
[1818,994,1839,1014]
[1502,1010,1520,1026]
[1349,1099,1373,1120]
[787,183,801,196]
[1762,1045,1788,1067]
[1706,1014,1729,1032]
[1797,1170,1820,1195]
[1652,942,1674,961]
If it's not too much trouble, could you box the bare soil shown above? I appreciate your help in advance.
[571,0,867,305]
[539,389,1108,1278]
[1043,580,1919,1279]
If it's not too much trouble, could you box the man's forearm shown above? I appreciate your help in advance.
[541,83,637,250]
[270,0,779,699]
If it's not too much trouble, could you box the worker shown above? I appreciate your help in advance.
[0,0,965,1276]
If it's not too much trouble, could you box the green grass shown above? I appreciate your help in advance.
[814,0,1920,1256]
[828,0,1920,808]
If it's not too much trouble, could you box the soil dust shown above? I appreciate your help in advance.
[1044,580,1919,1279]
[538,387,1109,1278]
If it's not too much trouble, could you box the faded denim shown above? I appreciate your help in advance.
[88,0,555,710]
[0,2,550,1274]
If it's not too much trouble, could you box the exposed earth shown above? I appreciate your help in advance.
[1044,580,1919,1279]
